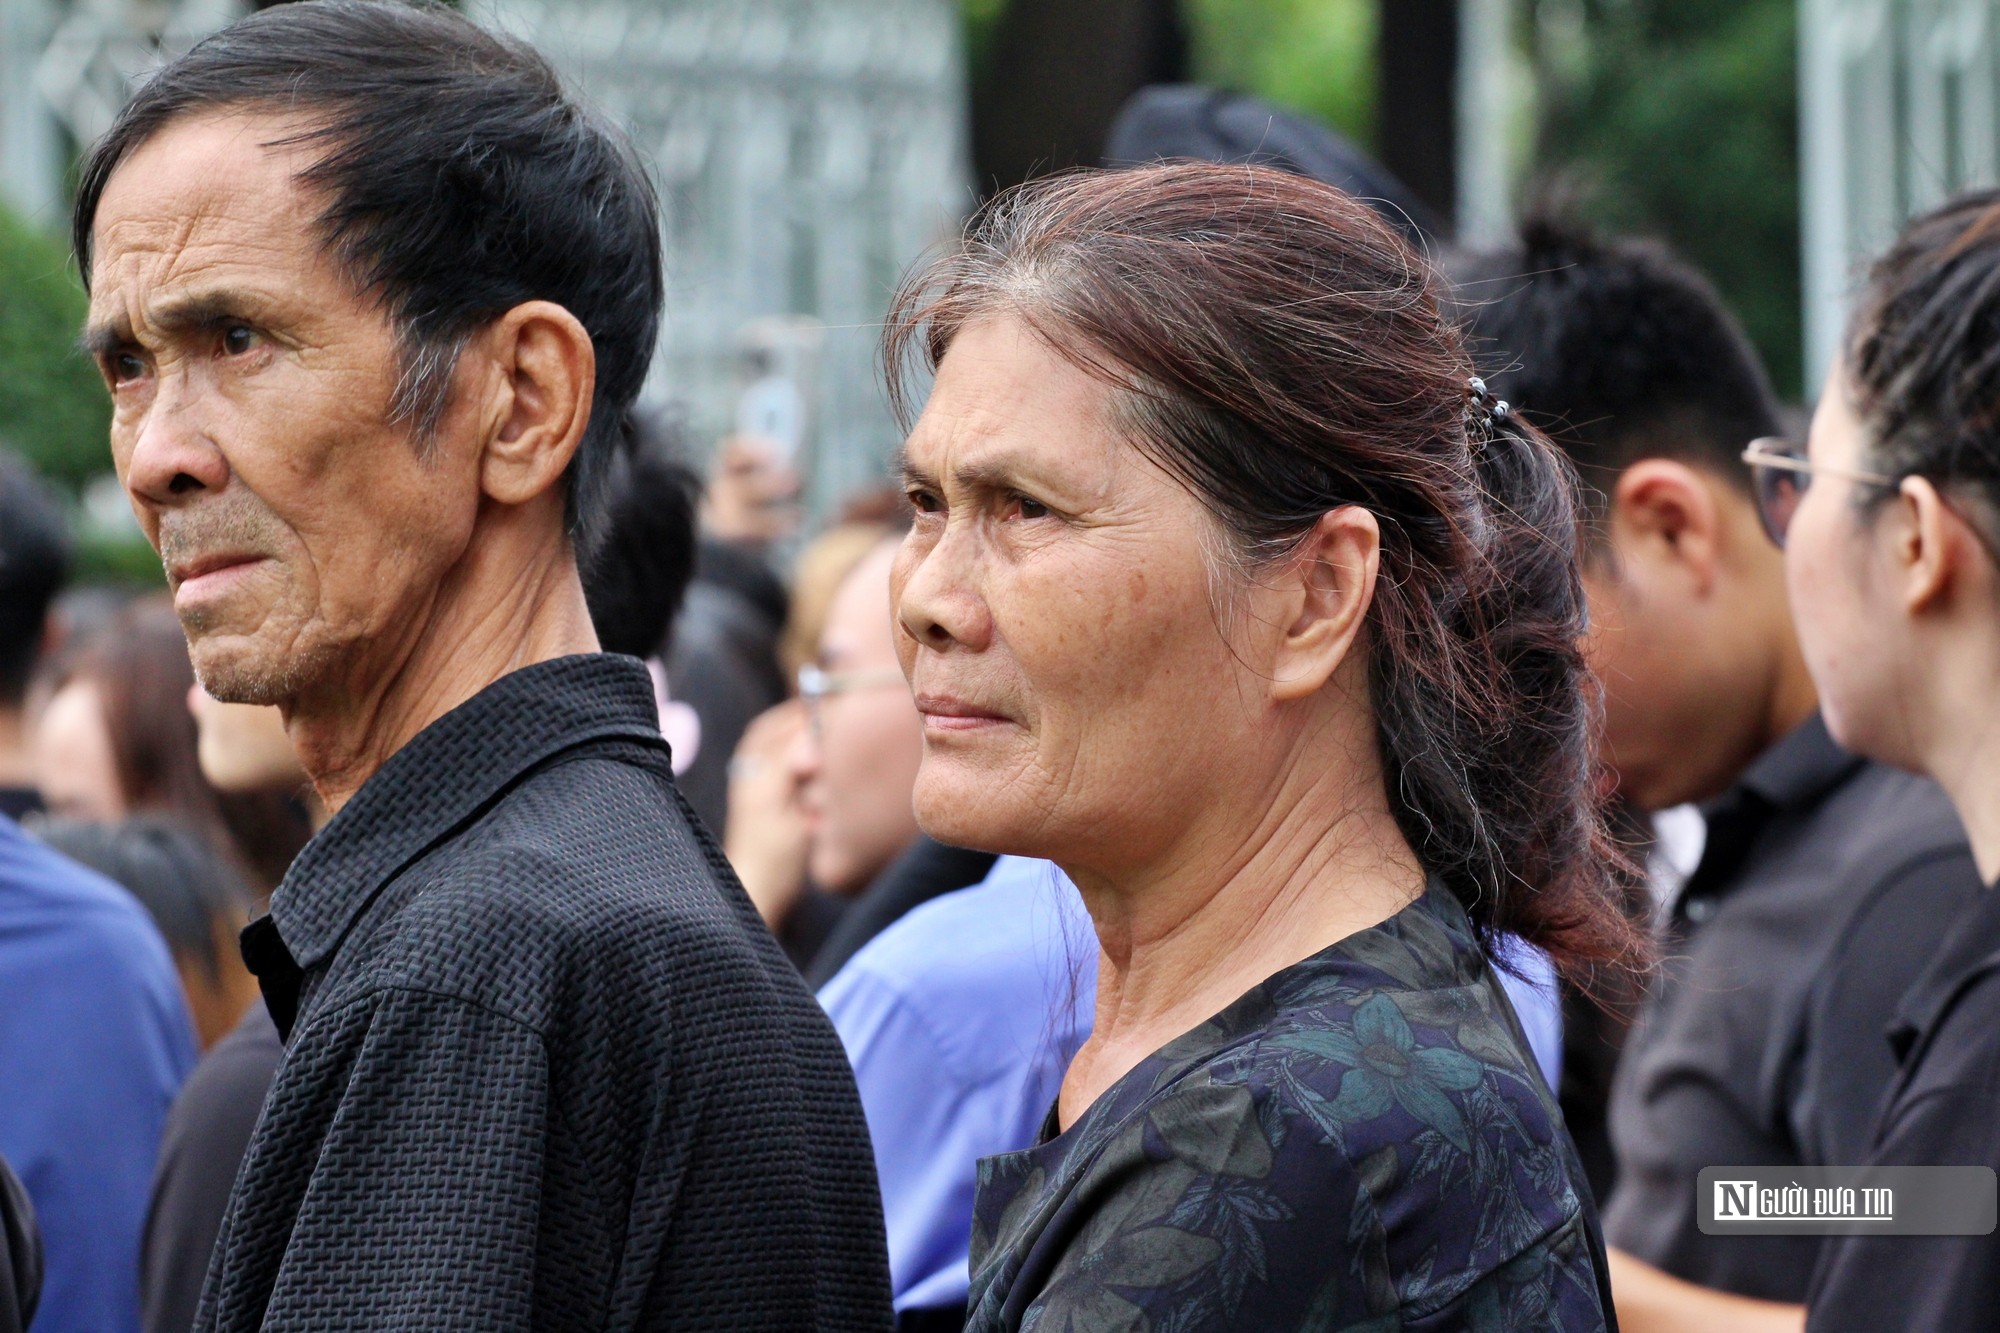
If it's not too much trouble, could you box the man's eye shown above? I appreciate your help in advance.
[110,353,146,384]
[907,489,942,515]
[222,324,258,355]
[1007,494,1050,521]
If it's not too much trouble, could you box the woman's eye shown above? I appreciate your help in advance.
[221,324,258,355]
[907,489,942,515]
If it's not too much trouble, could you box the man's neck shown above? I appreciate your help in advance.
[1059,733,1424,1124]
[287,525,600,814]
[1760,622,1821,753]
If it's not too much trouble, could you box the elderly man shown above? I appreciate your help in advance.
[72,2,890,1327]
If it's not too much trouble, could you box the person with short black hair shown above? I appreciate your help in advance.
[70,1,890,1326]
[1776,189,2000,1333]
[1455,219,1983,1328]
[0,450,71,820]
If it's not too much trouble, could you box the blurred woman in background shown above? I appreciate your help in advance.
[1755,190,2000,1333]
[883,162,1640,1329]
[29,597,310,893]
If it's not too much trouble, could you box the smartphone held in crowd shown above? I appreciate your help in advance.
[1,2,1998,1331]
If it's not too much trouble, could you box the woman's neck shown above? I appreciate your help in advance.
[1913,616,2000,885]
[1928,693,2000,886]
[1057,754,1425,1127]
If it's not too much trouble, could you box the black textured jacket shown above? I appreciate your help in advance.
[206,654,891,1331]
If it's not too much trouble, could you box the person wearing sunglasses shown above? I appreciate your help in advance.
[1453,217,1982,1333]
[1755,190,2000,1333]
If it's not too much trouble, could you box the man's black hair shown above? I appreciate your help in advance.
[582,413,701,660]
[1449,215,1782,519]
[70,0,663,556]
[0,451,71,707]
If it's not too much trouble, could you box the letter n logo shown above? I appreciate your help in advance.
[1715,1181,1758,1220]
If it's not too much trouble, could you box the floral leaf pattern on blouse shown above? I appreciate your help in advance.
[967,882,1614,1332]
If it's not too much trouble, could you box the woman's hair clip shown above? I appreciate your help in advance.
[1464,376,1511,450]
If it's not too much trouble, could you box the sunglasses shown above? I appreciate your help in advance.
[1739,437,1893,548]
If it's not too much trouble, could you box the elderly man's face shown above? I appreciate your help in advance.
[86,112,480,706]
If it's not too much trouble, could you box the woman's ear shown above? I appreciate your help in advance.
[1267,506,1381,703]
[1896,475,1977,614]
[473,300,596,507]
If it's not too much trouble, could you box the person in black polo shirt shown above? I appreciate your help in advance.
[1454,219,1984,1328]
[1770,190,2000,1333]
[68,2,891,1327]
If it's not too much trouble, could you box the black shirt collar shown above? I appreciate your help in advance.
[267,653,665,973]
[1678,713,1864,908]
[1722,711,1864,813]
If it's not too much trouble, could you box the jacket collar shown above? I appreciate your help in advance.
[267,653,666,973]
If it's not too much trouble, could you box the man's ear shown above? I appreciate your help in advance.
[1267,506,1381,703]
[473,300,596,507]
[1607,459,1726,594]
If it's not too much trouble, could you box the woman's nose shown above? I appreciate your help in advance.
[894,527,993,653]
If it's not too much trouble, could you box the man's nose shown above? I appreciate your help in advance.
[122,383,229,508]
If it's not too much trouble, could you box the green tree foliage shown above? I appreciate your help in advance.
[0,203,109,486]
[1183,0,1376,147]
[1531,0,1803,396]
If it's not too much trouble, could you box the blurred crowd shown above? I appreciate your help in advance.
[3,4,2000,1333]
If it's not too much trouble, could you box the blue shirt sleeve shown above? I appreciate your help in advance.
[821,960,1002,1311]
[0,826,197,1333]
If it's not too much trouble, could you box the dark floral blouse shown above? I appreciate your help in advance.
[966,881,1614,1332]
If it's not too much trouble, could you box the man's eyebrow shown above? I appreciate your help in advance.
[79,288,269,359]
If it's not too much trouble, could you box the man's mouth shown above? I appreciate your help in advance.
[169,552,269,606]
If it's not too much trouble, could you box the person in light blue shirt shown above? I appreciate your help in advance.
[820,853,1561,1327]
[0,815,197,1333]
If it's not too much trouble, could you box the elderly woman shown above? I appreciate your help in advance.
[882,161,1638,1329]
[1749,192,2000,1333]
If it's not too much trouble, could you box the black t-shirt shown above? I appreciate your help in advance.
[142,1002,282,1333]
[1603,715,1984,1301]
[1807,881,2000,1332]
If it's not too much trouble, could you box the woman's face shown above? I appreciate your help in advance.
[1786,364,1920,766]
[892,316,1269,872]
[33,679,128,822]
